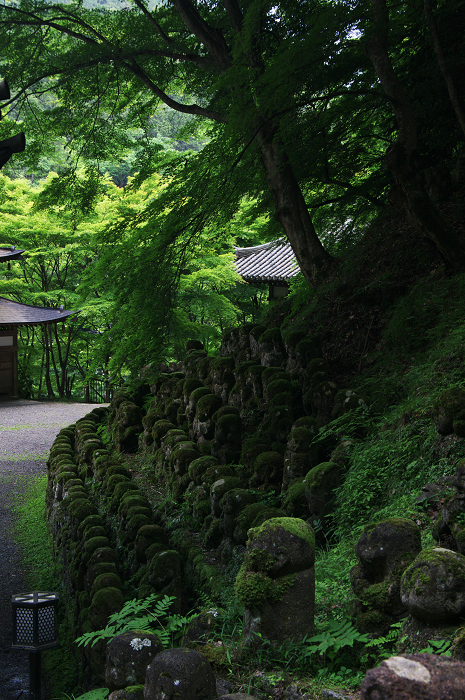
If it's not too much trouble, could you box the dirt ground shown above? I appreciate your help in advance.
[0,399,103,700]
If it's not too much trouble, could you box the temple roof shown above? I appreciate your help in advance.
[0,247,25,262]
[0,297,77,326]
[234,239,299,283]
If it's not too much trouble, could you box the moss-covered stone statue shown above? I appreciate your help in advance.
[144,648,216,700]
[350,518,422,633]
[235,517,315,643]
[400,547,465,624]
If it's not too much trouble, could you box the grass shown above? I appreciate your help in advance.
[13,474,79,698]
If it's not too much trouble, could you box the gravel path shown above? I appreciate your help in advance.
[0,399,104,700]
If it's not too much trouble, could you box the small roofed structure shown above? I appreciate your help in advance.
[0,297,76,398]
[0,247,25,263]
[234,238,299,300]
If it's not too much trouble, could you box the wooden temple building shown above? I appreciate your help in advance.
[234,239,299,300]
[0,247,76,397]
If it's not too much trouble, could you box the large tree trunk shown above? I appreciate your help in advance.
[366,0,465,270]
[170,0,331,286]
[258,131,332,286]
[423,0,465,138]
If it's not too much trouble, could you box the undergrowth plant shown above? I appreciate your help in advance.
[75,594,197,648]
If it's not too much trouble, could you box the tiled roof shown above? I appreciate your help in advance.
[0,247,25,262]
[0,297,77,325]
[234,239,299,283]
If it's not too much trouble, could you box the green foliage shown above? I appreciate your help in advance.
[419,638,452,656]
[303,619,368,670]
[75,594,196,649]
[66,690,109,700]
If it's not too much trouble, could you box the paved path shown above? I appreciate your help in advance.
[0,400,104,700]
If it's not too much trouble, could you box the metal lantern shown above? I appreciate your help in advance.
[12,591,59,651]
[12,591,60,700]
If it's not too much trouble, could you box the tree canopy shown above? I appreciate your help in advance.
[0,0,464,385]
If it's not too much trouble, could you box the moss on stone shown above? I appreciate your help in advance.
[235,566,295,610]
[112,481,139,501]
[189,386,212,404]
[210,476,242,500]
[78,515,104,536]
[88,586,124,630]
[84,536,111,562]
[212,405,239,422]
[152,420,177,445]
[188,455,219,483]
[249,325,267,341]
[202,465,235,487]
[258,328,282,345]
[90,572,122,598]
[248,516,315,549]
[195,393,223,420]
[304,462,339,491]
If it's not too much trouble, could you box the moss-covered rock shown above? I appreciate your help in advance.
[295,336,322,366]
[210,476,242,517]
[202,464,235,488]
[105,632,162,692]
[304,462,340,520]
[88,587,124,630]
[220,488,257,537]
[90,572,122,599]
[261,405,294,443]
[250,451,284,489]
[401,547,465,623]
[433,387,465,435]
[188,455,219,483]
[282,481,309,518]
[152,420,177,447]
[146,550,181,604]
[135,525,169,562]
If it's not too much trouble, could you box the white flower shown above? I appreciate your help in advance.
[207,609,218,618]
[130,637,152,651]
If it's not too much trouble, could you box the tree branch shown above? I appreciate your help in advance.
[125,59,227,122]
[223,0,243,33]
[130,0,173,44]
[171,0,231,68]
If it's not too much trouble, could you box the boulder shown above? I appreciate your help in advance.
[361,653,465,699]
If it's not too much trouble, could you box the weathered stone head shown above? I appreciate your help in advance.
[235,517,315,643]
[105,632,162,691]
[350,518,421,631]
[400,547,465,624]
[143,648,216,700]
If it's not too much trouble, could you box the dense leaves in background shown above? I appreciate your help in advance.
[0,170,260,392]
[0,171,113,397]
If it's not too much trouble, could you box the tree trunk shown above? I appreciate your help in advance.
[257,129,332,286]
[424,0,465,138]
[366,0,465,270]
